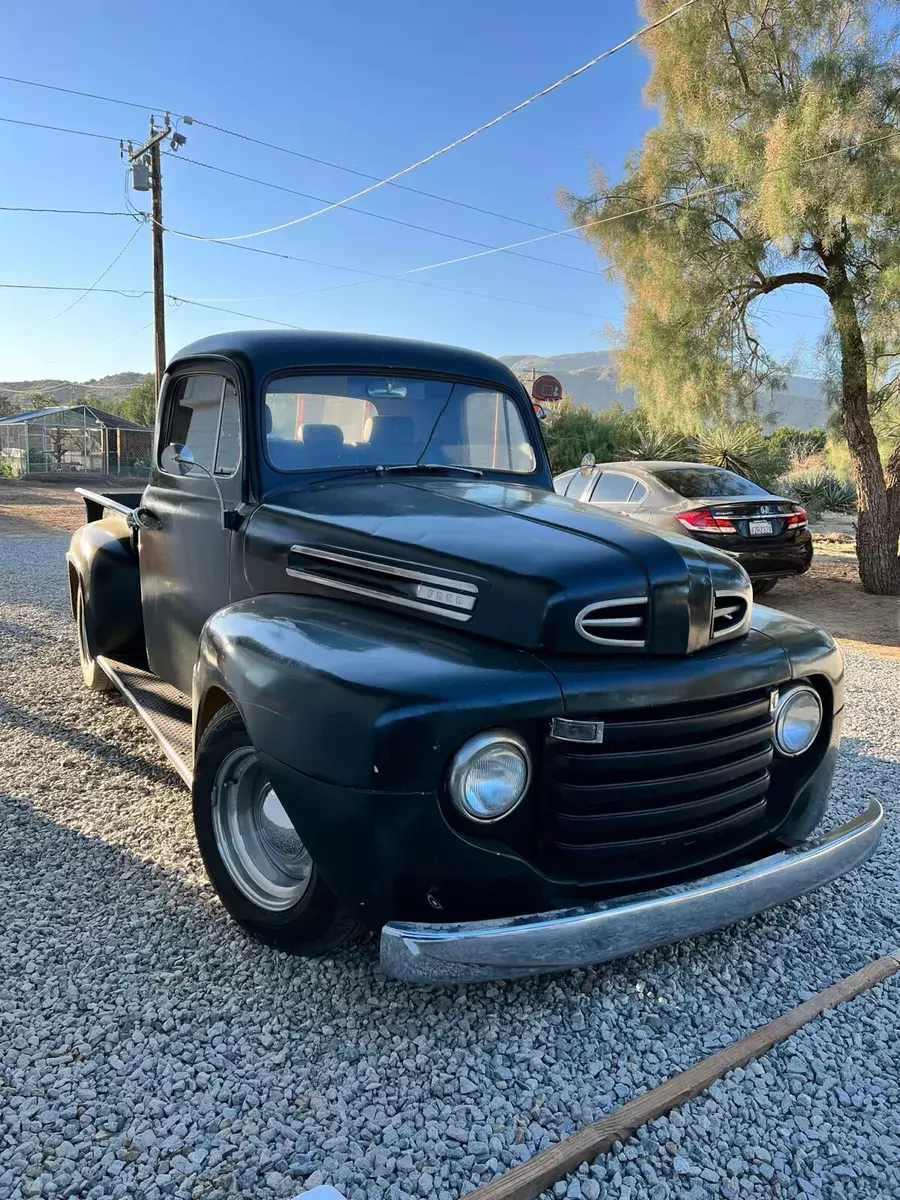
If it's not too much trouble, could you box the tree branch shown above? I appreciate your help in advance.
[710,211,747,242]
[722,12,753,96]
[751,271,831,296]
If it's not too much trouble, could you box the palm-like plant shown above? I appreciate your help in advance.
[695,423,769,480]
[627,425,690,462]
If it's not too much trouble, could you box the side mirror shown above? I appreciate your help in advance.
[161,442,195,476]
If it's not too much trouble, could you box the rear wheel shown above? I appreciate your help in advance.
[192,705,363,955]
[76,584,113,692]
[752,578,778,597]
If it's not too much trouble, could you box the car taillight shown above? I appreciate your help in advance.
[676,508,737,534]
[786,507,808,529]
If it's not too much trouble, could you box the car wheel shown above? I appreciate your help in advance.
[192,705,364,955]
[752,578,779,597]
[76,584,114,692]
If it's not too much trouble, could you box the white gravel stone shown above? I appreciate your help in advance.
[1,535,897,1200]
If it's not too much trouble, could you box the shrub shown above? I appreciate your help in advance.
[541,402,637,474]
[767,425,828,463]
[0,462,13,478]
[778,467,857,518]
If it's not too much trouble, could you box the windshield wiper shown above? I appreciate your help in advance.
[378,463,483,477]
[313,463,484,483]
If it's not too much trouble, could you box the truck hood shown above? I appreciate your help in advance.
[243,477,753,656]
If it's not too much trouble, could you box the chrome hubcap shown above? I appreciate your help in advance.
[211,747,313,911]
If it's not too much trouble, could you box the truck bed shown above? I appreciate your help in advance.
[76,487,145,524]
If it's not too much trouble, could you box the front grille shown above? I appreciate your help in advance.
[711,591,750,640]
[576,597,648,647]
[543,689,777,881]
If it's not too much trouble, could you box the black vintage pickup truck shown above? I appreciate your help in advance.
[67,331,882,983]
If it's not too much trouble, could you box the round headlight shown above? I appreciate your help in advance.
[773,685,822,756]
[448,731,531,822]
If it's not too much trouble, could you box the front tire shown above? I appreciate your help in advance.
[192,705,363,955]
[752,578,778,597]
[76,584,113,692]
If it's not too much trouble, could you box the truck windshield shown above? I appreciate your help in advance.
[263,374,537,474]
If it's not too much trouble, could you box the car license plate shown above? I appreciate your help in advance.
[748,519,774,536]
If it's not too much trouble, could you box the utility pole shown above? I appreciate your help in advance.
[149,131,166,401]
[122,114,190,403]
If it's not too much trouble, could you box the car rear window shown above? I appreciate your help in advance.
[652,467,769,499]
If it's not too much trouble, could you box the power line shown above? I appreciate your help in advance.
[160,131,893,320]
[162,224,611,318]
[0,205,136,217]
[0,377,146,397]
[0,73,174,116]
[0,114,128,142]
[0,283,149,296]
[184,1,699,242]
[0,73,566,235]
[191,126,559,233]
[0,266,611,320]
[167,296,304,329]
[50,221,147,319]
[165,152,601,278]
[0,71,573,234]
[7,128,882,334]
[399,130,900,275]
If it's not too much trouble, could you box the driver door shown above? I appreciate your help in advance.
[139,369,243,695]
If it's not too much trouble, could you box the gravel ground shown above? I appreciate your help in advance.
[1,535,898,1200]
[543,974,900,1200]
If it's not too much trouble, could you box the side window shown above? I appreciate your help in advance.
[460,392,536,473]
[566,469,599,501]
[630,481,648,504]
[215,381,241,476]
[590,472,636,503]
[164,375,225,475]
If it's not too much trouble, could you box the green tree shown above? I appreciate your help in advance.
[563,1,900,593]
[0,390,54,418]
[118,378,157,427]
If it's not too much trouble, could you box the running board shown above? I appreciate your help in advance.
[97,657,194,786]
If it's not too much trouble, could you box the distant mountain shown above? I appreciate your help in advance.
[2,356,831,431]
[0,372,152,408]
[502,351,830,431]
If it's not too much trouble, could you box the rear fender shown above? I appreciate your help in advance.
[67,516,145,660]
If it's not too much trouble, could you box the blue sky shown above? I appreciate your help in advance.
[1,0,828,383]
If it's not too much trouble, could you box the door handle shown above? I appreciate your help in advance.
[128,505,162,531]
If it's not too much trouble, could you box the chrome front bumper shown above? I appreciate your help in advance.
[380,801,883,984]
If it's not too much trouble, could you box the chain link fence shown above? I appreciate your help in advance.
[0,416,152,478]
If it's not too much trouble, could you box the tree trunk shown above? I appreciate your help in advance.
[828,260,900,596]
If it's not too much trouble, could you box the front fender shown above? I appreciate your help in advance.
[194,592,564,791]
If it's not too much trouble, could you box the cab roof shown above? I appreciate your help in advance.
[169,330,526,394]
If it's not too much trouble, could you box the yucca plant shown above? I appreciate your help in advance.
[695,422,769,481]
[778,467,858,518]
[627,425,690,462]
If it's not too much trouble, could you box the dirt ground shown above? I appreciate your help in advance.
[0,479,88,536]
[764,558,899,659]
[1,479,897,657]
